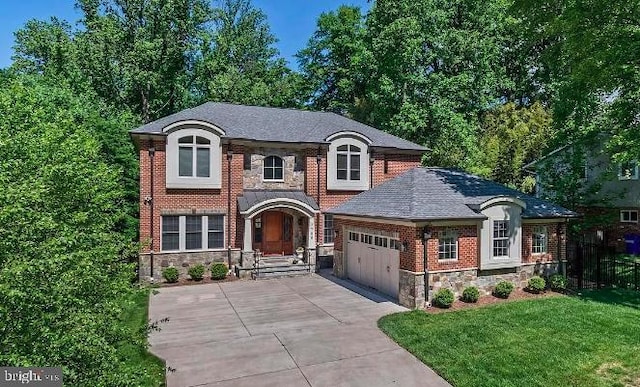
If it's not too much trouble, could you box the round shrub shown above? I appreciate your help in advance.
[162,267,179,283]
[188,264,205,281]
[528,276,546,293]
[433,288,455,308]
[210,263,228,280]
[493,281,514,299]
[461,286,480,303]
[549,274,568,291]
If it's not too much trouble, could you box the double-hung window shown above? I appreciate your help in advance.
[161,215,225,251]
[178,136,211,177]
[621,210,639,223]
[323,214,334,244]
[532,226,547,254]
[438,230,458,260]
[336,145,361,181]
[492,220,509,257]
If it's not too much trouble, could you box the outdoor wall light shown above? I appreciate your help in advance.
[334,229,339,238]
[422,226,431,241]
[400,240,409,252]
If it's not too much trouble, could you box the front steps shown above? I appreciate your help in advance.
[253,256,312,279]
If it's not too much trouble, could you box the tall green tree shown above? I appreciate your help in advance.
[297,5,368,114]
[513,0,640,162]
[0,75,146,386]
[194,0,302,107]
[363,0,514,168]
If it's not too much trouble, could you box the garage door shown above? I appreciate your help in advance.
[346,230,400,298]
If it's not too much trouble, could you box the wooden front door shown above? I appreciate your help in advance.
[261,211,293,255]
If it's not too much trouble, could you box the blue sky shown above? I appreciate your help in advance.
[0,0,371,70]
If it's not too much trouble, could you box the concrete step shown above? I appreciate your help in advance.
[254,270,312,279]
[253,263,312,279]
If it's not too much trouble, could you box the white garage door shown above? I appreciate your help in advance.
[346,230,400,298]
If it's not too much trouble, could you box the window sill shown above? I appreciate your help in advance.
[159,248,228,254]
[437,259,459,263]
[262,179,285,183]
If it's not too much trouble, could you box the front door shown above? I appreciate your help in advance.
[261,211,293,255]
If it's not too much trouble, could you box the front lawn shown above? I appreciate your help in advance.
[379,290,640,387]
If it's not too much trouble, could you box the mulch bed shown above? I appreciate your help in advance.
[426,289,564,313]
[157,275,240,287]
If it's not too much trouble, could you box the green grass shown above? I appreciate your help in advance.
[117,289,166,386]
[378,290,640,387]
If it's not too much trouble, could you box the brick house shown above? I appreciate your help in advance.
[327,168,576,308]
[130,102,424,280]
[131,102,575,309]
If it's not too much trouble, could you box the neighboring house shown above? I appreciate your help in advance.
[129,102,424,280]
[130,102,575,309]
[327,168,576,308]
[524,144,640,249]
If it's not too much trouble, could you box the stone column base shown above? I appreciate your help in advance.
[399,269,425,309]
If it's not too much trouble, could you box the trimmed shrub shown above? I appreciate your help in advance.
[210,263,228,280]
[493,281,514,299]
[461,286,480,303]
[433,288,455,308]
[528,276,546,293]
[162,267,179,283]
[188,264,205,281]
[549,274,568,291]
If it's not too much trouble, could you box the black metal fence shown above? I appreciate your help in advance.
[566,242,640,290]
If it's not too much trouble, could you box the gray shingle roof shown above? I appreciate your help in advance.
[238,190,319,213]
[130,102,426,152]
[327,167,577,221]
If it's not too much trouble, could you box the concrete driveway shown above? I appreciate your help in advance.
[148,273,450,387]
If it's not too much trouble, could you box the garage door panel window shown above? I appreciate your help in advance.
[438,230,458,260]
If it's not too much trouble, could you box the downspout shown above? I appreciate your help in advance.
[316,149,321,270]
[149,144,156,281]
[369,149,374,189]
[422,226,430,307]
[227,145,233,272]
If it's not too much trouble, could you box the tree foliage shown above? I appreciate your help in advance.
[0,76,146,386]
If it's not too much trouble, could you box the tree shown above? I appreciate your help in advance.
[297,5,368,114]
[363,0,513,169]
[473,102,555,191]
[0,75,146,385]
[513,0,640,163]
[194,0,302,107]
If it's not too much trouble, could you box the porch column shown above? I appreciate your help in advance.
[243,216,253,252]
[307,216,315,248]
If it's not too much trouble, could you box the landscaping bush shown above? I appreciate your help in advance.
[528,276,546,293]
[210,263,228,280]
[493,281,514,298]
[549,274,568,291]
[461,286,480,303]
[188,264,205,281]
[162,267,179,283]
[433,288,455,308]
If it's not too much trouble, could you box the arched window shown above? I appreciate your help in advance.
[263,156,284,181]
[336,144,361,181]
[178,135,211,178]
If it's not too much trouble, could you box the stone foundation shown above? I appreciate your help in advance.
[399,270,425,309]
[140,249,241,282]
[428,262,560,299]
[333,250,345,278]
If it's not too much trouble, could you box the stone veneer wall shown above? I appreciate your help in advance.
[243,147,305,190]
[139,250,241,282]
[428,262,560,300]
[399,270,425,309]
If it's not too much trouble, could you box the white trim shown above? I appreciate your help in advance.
[160,214,226,252]
[325,131,373,144]
[618,161,639,180]
[480,196,527,211]
[262,155,285,182]
[240,198,319,217]
[166,128,222,189]
[162,120,226,136]
[333,214,415,227]
[327,136,369,191]
[620,209,639,223]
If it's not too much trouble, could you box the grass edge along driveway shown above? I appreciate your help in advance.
[378,290,640,387]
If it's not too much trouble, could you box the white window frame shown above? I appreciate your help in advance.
[620,210,639,223]
[326,135,369,191]
[532,225,547,254]
[438,229,458,261]
[618,160,639,180]
[160,214,226,252]
[323,214,334,244]
[492,220,510,258]
[178,135,212,178]
[166,128,222,189]
[336,144,361,182]
[263,155,285,182]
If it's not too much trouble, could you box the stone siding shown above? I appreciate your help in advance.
[428,262,560,300]
[140,249,241,282]
[399,270,425,309]
[243,147,305,190]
